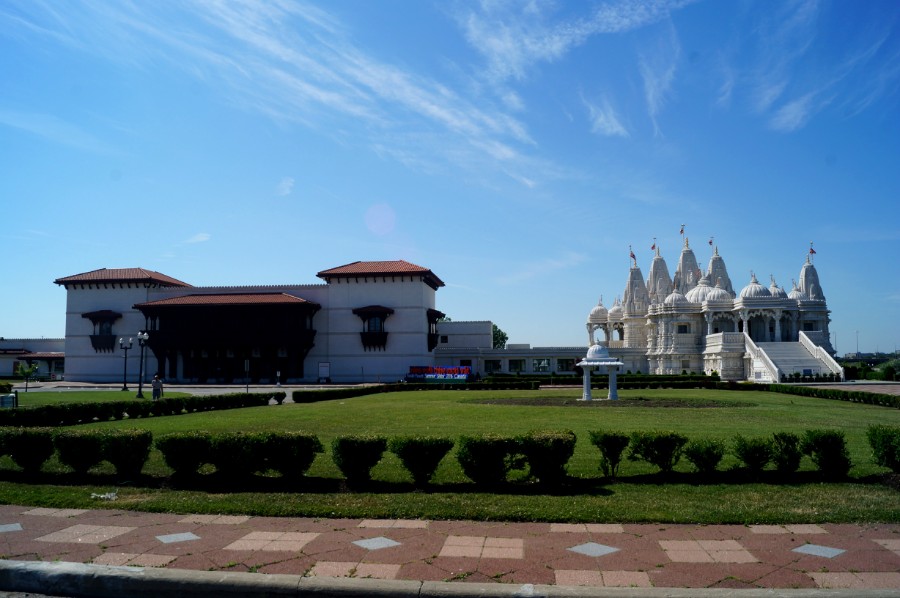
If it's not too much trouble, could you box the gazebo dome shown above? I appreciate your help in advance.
[739,273,771,299]
[587,298,608,323]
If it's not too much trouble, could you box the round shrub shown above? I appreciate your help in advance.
[772,432,803,474]
[684,438,726,475]
[867,425,900,473]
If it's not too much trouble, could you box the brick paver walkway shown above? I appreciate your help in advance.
[1,505,898,590]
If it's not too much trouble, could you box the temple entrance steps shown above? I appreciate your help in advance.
[756,342,831,378]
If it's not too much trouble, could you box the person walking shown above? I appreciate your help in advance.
[151,374,164,400]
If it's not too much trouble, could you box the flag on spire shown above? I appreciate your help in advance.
[629,249,636,260]
[650,238,656,251]
[708,237,713,246]
[679,224,685,235]
[809,241,816,255]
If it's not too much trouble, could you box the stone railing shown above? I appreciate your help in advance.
[744,334,780,383]
[799,331,844,379]
[703,332,745,352]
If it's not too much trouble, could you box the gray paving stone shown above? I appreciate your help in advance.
[792,543,846,558]
[156,532,201,544]
[0,524,23,533]
[567,541,620,557]
[353,536,401,550]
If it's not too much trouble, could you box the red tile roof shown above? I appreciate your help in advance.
[135,293,317,307]
[54,268,191,288]
[20,352,64,359]
[317,260,444,289]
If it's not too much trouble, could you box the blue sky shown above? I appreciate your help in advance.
[1,0,898,355]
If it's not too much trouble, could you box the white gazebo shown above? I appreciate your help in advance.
[577,342,625,401]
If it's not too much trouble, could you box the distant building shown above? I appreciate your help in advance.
[54,261,447,384]
[0,338,65,379]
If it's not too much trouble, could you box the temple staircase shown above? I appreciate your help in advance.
[755,336,844,381]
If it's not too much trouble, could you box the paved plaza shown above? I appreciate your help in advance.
[1,504,899,592]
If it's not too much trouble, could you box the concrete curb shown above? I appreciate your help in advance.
[1,561,898,598]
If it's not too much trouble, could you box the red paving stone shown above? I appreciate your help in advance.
[0,505,898,590]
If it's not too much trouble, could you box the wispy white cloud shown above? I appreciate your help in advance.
[584,95,629,137]
[457,0,695,83]
[0,109,111,153]
[185,233,211,244]
[497,251,588,285]
[639,24,681,135]
[275,176,295,196]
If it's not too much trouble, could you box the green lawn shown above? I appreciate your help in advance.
[0,387,897,523]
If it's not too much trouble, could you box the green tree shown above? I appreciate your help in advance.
[492,324,508,349]
[16,362,40,392]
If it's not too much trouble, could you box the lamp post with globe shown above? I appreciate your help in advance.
[119,337,133,391]
[136,331,149,398]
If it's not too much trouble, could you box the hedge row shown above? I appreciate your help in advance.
[0,392,284,427]
[765,384,899,408]
[3,425,896,484]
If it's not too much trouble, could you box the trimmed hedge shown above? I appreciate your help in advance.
[684,438,727,475]
[628,431,688,473]
[388,435,454,486]
[732,435,773,474]
[331,435,387,485]
[54,429,105,474]
[456,434,521,486]
[0,427,55,472]
[588,431,630,479]
[0,392,281,427]
[519,429,576,484]
[772,432,803,474]
[867,425,900,473]
[801,429,852,478]
[265,432,323,479]
[100,428,153,478]
[155,431,214,476]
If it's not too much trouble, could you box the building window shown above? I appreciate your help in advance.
[509,359,525,373]
[681,359,691,370]
[440,335,449,343]
[533,358,550,373]
[556,358,575,372]
[677,323,690,334]
[485,360,501,373]
[367,316,384,333]
[460,359,472,367]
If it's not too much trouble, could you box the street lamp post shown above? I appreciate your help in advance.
[119,337,133,391]
[136,331,149,398]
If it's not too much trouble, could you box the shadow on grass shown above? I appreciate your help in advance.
[0,467,885,496]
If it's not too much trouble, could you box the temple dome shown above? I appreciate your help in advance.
[788,280,808,301]
[769,277,788,299]
[705,279,732,304]
[685,275,713,304]
[608,297,624,321]
[587,298,608,323]
[663,289,690,307]
[739,273,771,299]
